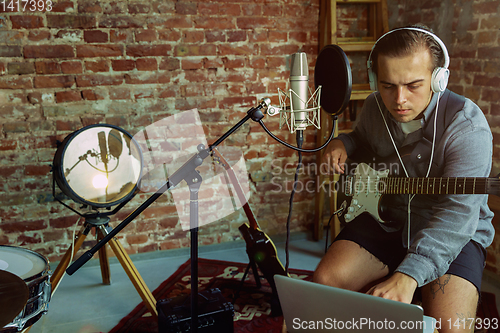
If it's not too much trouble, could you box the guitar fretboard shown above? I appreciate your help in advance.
[379,177,492,195]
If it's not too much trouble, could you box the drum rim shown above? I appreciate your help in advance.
[0,245,49,282]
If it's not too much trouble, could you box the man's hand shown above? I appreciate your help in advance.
[366,272,418,304]
[323,139,348,174]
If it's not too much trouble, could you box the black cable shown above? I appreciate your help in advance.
[258,116,337,153]
[285,131,304,276]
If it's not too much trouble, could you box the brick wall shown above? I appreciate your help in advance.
[0,0,321,263]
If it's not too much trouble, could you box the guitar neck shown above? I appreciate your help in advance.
[380,177,494,195]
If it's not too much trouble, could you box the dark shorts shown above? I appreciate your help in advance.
[334,214,487,292]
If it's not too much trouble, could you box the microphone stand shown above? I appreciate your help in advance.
[66,100,268,333]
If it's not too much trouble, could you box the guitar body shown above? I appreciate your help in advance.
[337,163,390,225]
[238,223,287,287]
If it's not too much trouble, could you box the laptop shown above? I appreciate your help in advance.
[275,275,436,333]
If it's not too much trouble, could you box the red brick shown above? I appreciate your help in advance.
[219,96,256,110]
[473,74,500,87]
[8,62,35,75]
[56,90,83,103]
[159,58,180,70]
[27,92,42,104]
[157,17,192,29]
[478,46,500,60]
[194,17,235,29]
[109,87,131,100]
[183,31,204,43]
[78,0,102,13]
[220,4,240,16]
[84,30,108,43]
[49,216,76,229]
[56,119,81,131]
[158,29,182,41]
[205,31,225,43]
[473,1,500,15]
[50,1,75,12]
[263,3,282,19]
[135,29,157,42]
[136,58,157,71]
[85,60,109,72]
[110,30,133,42]
[128,3,151,14]
[198,3,218,15]
[46,14,96,29]
[76,44,123,57]
[237,17,276,30]
[126,234,149,245]
[99,15,145,28]
[61,61,83,74]
[176,2,197,15]
[242,4,262,16]
[34,75,75,88]
[228,31,246,43]
[102,1,127,14]
[25,164,51,176]
[28,30,51,42]
[0,45,23,58]
[124,72,170,84]
[260,44,300,56]
[35,61,61,74]
[2,220,46,233]
[82,89,106,100]
[0,140,17,151]
[112,59,135,72]
[182,59,204,70]
[24,45,74,58]
[127,44,172,57]
[269,31,287,42]
[10,15,44,29]
[222,57,245,69]
[250,57,266,69]
[76,74,123,87]
[203,58,224,69]
[174,44,217,56]
[218,44,257,56]
[0,76,32,89]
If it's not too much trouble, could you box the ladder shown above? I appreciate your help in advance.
[314,0,389,241]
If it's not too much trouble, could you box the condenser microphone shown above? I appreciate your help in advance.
[266,52,321,133]
[97,131,108,168]
[290,52,309,131]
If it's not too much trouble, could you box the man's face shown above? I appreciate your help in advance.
[377,49,434,123]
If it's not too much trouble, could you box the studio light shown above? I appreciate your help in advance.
[49,124,159,318]
[52,124,142,214]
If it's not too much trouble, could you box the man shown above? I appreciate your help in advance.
[314,25,495,333]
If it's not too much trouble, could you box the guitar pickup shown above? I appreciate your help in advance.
[345,175,353,197]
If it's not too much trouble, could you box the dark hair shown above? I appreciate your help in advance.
[371,24,446,75]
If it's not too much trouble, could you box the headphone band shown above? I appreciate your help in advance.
[367,27,450,93]
[368,27,449,70]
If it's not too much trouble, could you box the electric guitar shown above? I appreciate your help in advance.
[211,148,287,314]
[337,151,500,225]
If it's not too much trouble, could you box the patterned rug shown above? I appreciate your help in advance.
[109,258,312,332]
[110,258,499,333]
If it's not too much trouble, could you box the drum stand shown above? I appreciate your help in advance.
[50,216,157,318]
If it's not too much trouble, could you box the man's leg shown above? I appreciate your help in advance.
[421,274,479,333]
[313,239,390,291]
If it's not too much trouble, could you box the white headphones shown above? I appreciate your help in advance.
[367,27,450,93]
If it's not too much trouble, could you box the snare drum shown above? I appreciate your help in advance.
[0,246,51,332]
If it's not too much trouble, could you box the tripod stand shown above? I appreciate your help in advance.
[50,216,157,318]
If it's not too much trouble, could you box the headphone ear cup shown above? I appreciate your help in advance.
[368,68,378,91]
[431,67,450,93]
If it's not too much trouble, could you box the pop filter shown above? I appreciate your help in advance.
[314,44,352,116]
